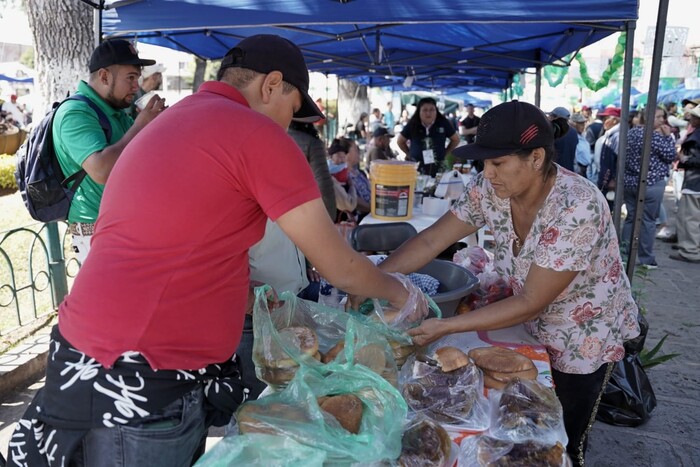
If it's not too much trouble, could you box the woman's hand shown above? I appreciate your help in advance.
[406,318,450,346]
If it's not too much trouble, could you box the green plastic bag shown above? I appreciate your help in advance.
[252,286,398,389]
[234,359,408,464]
[194,433,327,466]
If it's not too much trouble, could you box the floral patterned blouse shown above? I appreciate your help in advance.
[452,165,640,374]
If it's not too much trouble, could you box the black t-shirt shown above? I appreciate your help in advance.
[460,115,480,143]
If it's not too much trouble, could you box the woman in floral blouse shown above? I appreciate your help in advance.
[375,101,640,467]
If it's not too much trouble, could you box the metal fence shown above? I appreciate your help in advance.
[0,221,79,337]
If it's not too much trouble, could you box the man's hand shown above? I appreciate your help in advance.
[245,281,278,315]
[134,94,167,126]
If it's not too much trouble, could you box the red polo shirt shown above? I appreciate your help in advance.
[59,81,320,370]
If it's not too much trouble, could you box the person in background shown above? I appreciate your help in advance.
[622,107,676,270]
[670,105,700,264]
[369,107,383,133]
[288,120,336,220]
[328,137,359,219]
[354,111,369,142]
[127,62,165,118]
[384,101,396,131]
[9,34,424,466]
[459,103,480,144]
[397,97,460,176]
[313,97,327,141]
[585,108,605,155]
[55,39,166,263]
[571,112,591,177]
[581,105,593,122]
[595,107,622,208]
[548,106,578,172]
[344,137,372,219]
[367,126,395,163]
[362,101,639,467]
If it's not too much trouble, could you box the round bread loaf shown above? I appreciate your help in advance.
[468,346,535,373]
[434,346,470,372]
[319,394,364,434]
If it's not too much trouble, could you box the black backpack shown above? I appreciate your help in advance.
[14,95,112,222]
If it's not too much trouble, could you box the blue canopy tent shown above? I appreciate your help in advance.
[0,74,33,83]
[100,0,639,94]
[586,87,641,110]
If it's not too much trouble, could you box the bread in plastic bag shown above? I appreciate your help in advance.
[489,378,567,446]
[398,353,490,431]
[233,360,407,464]
[252,285,398,389]
[457,434,569,467]
[397,415,453,467]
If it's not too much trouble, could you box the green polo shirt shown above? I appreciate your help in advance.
[54,80,134,223]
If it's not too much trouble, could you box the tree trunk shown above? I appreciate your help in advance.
[192,57,207,92]
[25,0,94,118]
[337,79,369,135]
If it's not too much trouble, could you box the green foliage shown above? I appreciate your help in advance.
[0,154,18,190]
[19,47,34,69]
[640,334,680,369]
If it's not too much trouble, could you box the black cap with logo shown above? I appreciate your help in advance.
[219,34,324,123]
[453,101,557,160]
[89,39,156,73]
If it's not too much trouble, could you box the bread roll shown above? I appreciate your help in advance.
[322,340,345,363]
[468,346,535,373]
[355,343,388,374]
[487,366,538,383]
[482,371,508,390]
[319,394,363,434]
[434,346,471,372]
[279,326,319,357]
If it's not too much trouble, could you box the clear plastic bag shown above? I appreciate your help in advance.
[457,434,570,467]
[252,285,398,389]
[398,353,491,431]
[396,415,453,467]
[488,379,567,446]
[194,433,327,466]
[233,363,408,464]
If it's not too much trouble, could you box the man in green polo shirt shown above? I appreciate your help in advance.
[54,39,167,263]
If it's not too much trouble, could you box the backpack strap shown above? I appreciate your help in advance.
[60,94,113,189]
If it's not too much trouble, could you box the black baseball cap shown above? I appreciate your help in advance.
[372,127,394,138]
[453,100,554,160]
[89,39,156,73]
[219,34,324,123]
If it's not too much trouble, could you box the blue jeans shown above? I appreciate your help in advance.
[71,387,208,467]
[622,179,665,265]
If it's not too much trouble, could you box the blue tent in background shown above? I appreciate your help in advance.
[100,0,638,94]
[586,87,641,109]
[0,74,33,83]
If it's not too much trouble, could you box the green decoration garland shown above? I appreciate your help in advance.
[543,33,627,91]
[510,73,524,97]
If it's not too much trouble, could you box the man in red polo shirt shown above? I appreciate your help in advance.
[8,35,423,466]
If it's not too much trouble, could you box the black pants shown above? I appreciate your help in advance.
[235,314,267,400]
[552,363,613,467]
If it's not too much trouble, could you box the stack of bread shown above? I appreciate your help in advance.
[401,346,488,427]
[255,326,321,388]
[467,346,537,390]
[322,340,398,386]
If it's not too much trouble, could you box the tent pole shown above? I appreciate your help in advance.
[612,21,637,237]
[625,0,669,282]
[93,0,104,46]
[535,65,542,107]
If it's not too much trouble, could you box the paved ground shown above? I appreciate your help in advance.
[1,189,698,466]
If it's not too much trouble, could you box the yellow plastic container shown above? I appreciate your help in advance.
[369,160,418,220]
